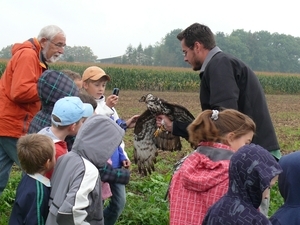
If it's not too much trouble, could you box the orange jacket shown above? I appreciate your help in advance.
[0,38,47,138]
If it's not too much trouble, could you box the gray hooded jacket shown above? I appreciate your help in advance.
[46,114,125,225]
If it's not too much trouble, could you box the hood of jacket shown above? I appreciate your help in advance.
[181,146,233,192]
[38,70,79,107]
[11,38,48,70]
[72,114,125,168]
[28,70,79,134]
[278,151,300,205]
[11,38,40,56]
[228,143,282,208]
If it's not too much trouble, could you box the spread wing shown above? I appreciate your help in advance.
[133,109,157,176]
[163,101,195,123]
[133,98,195,176]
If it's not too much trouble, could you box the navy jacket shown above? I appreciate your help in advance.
[9,174,51,225]
[270,151,300,225]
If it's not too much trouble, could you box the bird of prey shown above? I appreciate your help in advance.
[133,93,195,176]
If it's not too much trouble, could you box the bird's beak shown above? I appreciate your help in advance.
[139,96,146,102]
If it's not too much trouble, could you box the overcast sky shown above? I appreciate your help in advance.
[1,0,298,59]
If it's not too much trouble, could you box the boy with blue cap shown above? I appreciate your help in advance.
[38,96,93,178]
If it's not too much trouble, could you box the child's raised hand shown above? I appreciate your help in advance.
[126,115,140,128]
[106,94,119,108]
[122,159,131,169]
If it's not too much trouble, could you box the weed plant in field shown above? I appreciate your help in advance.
[269,184,284,216]
[0,166,21,224]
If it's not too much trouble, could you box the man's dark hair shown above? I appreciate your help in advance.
[177,23,216,50]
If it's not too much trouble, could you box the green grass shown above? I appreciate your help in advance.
[0,92,297,224]
[276,126,300,151]
[0,158,285,224]
[0,167,21,224]
[269,184,284,216]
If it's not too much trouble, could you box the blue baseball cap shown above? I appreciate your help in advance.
[51,96,93,126]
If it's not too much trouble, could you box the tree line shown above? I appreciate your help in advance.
[118,29,300,73]
[1,29,300,73]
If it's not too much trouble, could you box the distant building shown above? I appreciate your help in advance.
[96,56,122,64]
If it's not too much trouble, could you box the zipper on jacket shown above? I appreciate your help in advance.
[22,114,29,133]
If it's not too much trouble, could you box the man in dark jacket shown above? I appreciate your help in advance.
[159,22,280,159]
[157,22,281,216]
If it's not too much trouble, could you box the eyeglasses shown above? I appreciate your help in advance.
[182,50,188,57]
[182,45,194,57]
[48,39,66,49]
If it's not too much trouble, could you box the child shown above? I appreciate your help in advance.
[45,114,125,225]
[82,66,138,225]
[82,66,115,116]
[202,144,282,225]
[270,151,300,225]
[61,69,83,89]
[38,96,93,178]
[75,92,123,201]
[9,134,56,225]
[28,70,79,134]
[169,109,256,225]
[65,91,98,151]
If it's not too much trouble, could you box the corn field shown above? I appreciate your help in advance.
[1,60,300,94]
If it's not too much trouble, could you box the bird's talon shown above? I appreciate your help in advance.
[154,128,160,137]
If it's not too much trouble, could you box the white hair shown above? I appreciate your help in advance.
[37,25,65,41]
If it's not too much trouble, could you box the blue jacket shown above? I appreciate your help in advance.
[270,151,300,225]
[110,118,128,168]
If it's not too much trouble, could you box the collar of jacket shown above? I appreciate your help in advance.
[196,145,234,162]
[28,38,48,70]
[200,46,222,74]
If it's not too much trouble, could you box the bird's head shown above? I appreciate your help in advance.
[139,93,154,103]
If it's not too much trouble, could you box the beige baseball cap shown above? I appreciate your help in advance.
[82,66,110,82]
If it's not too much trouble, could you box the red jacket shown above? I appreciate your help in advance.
[45,141,68,179]
[0,38,47,137]
[169,142,234,225]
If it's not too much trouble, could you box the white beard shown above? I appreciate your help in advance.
[42,44,61,63]
[47,54,61,63]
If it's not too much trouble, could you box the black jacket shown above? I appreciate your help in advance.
[173,47,279,152]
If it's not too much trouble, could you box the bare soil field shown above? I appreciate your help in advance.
[116,90,300,160]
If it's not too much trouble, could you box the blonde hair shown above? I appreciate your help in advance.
[61,69,81,81]
[17,134,54,174]
[187,109,256,146]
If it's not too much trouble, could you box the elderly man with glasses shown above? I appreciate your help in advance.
[0,25,66,196]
